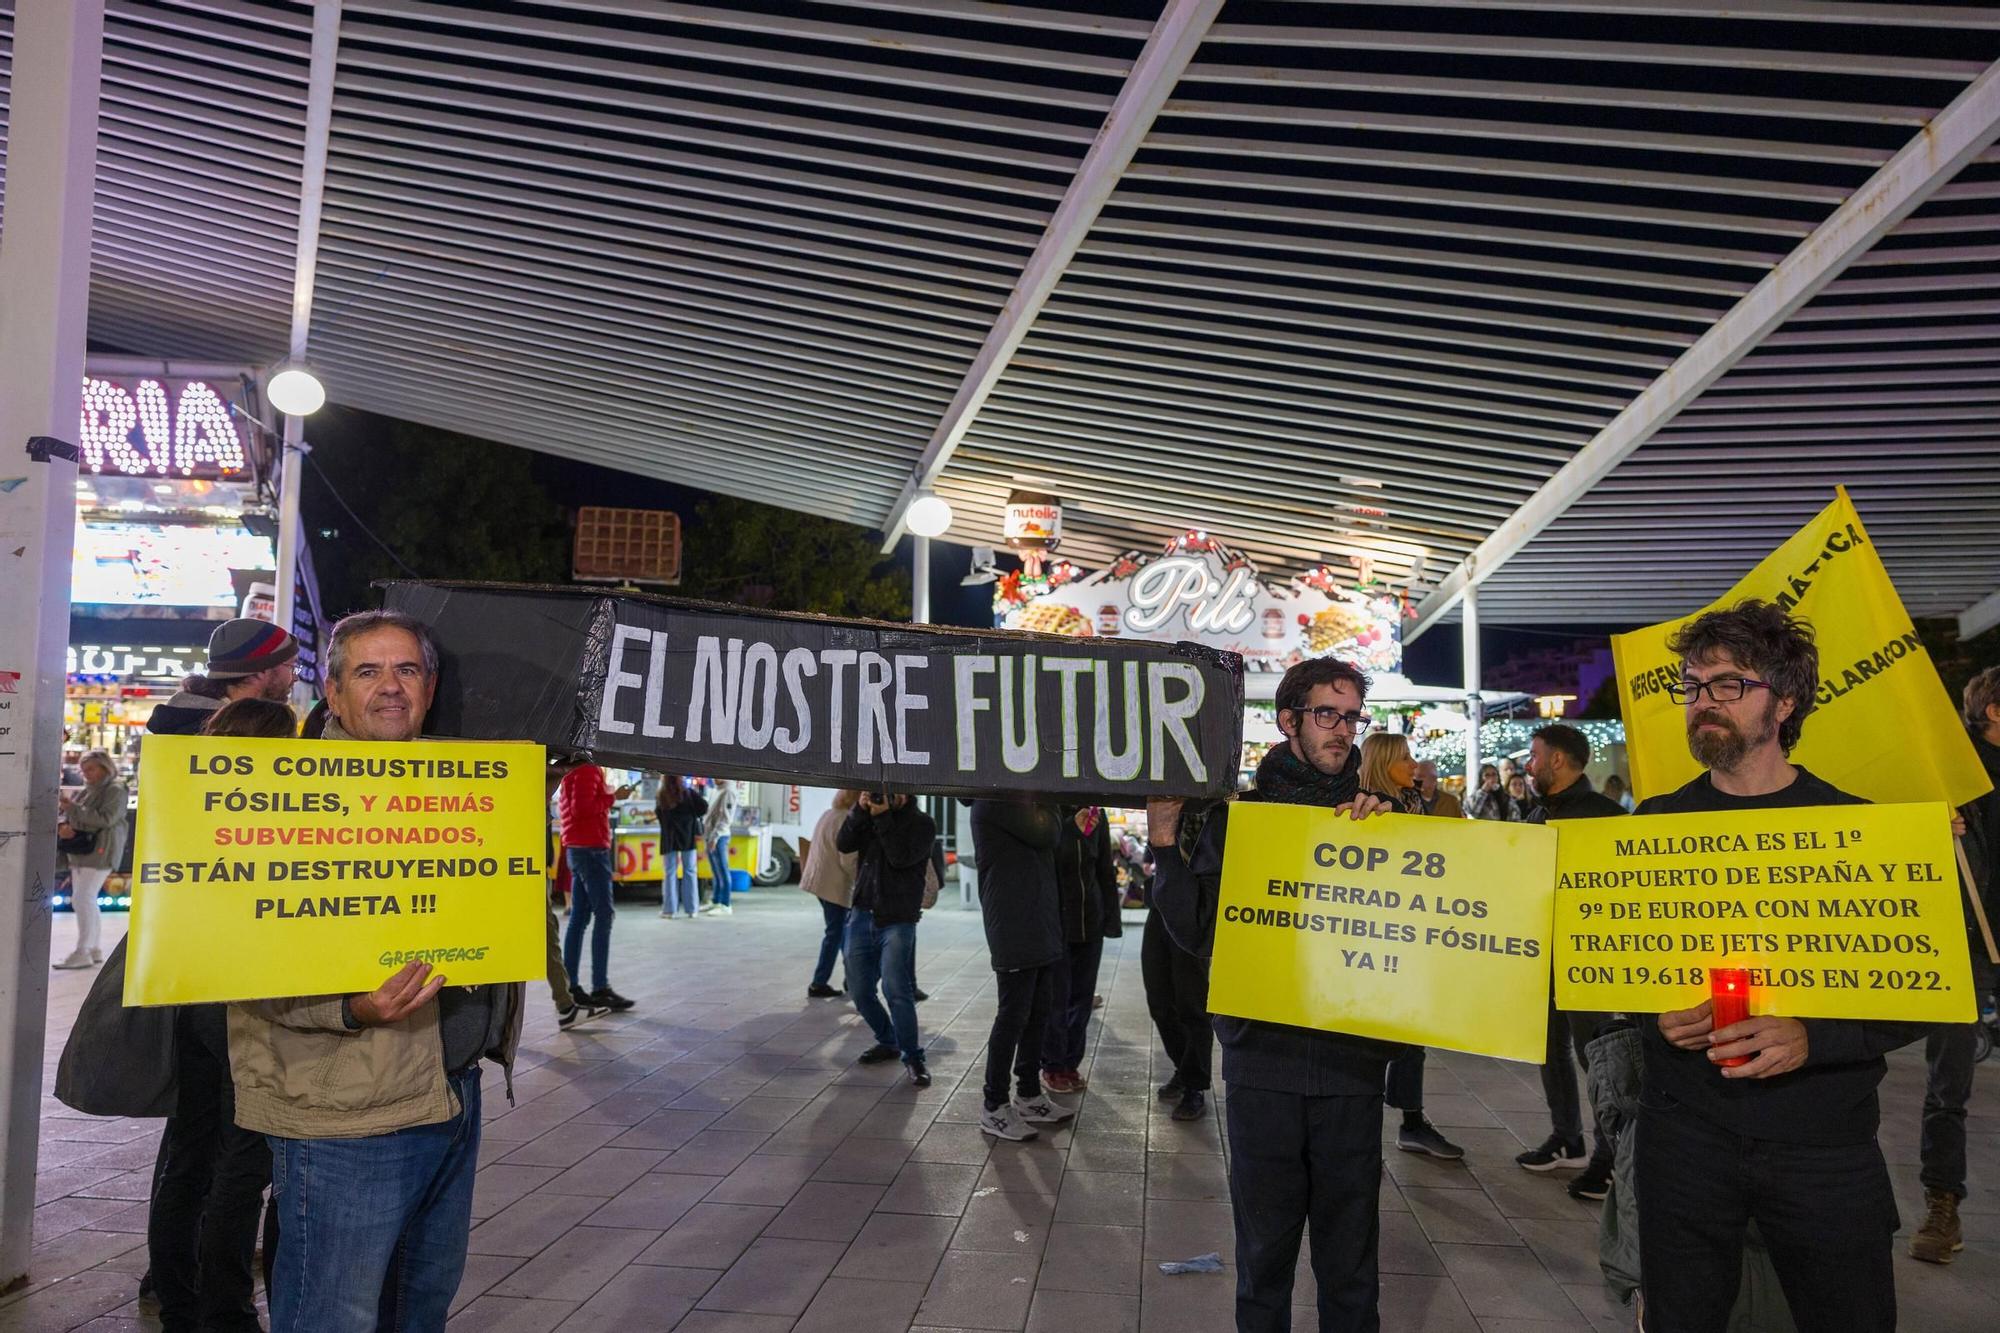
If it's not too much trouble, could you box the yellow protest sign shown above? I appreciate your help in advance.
[1209,805,1558,1063]
[127,735,550,1005]
[1612,488,1988,810]
[1554,803,1974,1022]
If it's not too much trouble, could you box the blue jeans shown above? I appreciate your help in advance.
[845,909,920,1062]
[706,836,733,906]
[266,1068,482,1333]
[813,899,850,988]
[664,847,700,917]
[563,847,615,993]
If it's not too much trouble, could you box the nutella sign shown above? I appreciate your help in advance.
[1003,499,1062,545]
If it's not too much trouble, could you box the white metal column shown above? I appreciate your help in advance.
[1462,586,1483,790]
[275,1,342,634]
[0,0,105,1291]
[911,535,932,626]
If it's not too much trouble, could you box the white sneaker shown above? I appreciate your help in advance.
[89,948,104,964]
[53,951,94,970]
[1012,1093,1075,1125]
[707,904,733,916]
[979,1103,1039,1141]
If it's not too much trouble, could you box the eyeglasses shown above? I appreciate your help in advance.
[1291,706,1373,733]
[1666,676,1773,705]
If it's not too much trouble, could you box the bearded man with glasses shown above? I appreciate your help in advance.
[1633,599,1927,1332]
[1150,656,1397,1332]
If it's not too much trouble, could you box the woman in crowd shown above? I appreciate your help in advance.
[802,791,860,997]
[54,748,129,970]
[1464,763,1512,821]
[1506,772,1533,819]
[1358,733,1465,1162]
[1042,805,1121,1095]
[655,775,709,920]
[702,780,739,916]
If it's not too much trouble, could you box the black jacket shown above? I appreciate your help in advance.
[655,788,709,853]
[1524,774,1627,825]
[146,687,222,736]
[1152,748,1402,1097]
[836,800,936,927]
[1961,732,2000,958]
[1055,813,1118,945]
[970,800,1066,972]
[1636,767,1929,1145]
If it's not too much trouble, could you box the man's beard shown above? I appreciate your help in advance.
[257,676,291,702]
[1686,697,1778,772]
[1304,733,1350,777]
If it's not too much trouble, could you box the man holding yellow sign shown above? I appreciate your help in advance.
[1151,656,1505,1333]
[139,611,542,1333]
[1583,600,1945,1333]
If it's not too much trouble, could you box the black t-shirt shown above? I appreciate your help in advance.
[1636,766,1927,1145]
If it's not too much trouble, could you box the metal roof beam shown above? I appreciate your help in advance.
[879,0,1223,548]
[1281,2,2000,28]
[1962,590,2000,640]
[1408,56,2000,642]
[1155,100,1892,168]
[1197,26,1981,81]
[1174,66,1933,126]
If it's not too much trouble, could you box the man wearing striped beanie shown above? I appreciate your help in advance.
[147,619,299,735]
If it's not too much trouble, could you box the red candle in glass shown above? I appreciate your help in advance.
[1710,967,1751,1068]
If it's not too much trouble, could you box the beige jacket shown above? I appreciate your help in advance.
[799,805,858,908]
[63,777,129,871]
[227,720,524,1139]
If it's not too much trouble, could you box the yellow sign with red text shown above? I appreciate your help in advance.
[126,735,548,1005]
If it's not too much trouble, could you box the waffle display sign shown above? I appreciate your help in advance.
[1000,536,1403,677]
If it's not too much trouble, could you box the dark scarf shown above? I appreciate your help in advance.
[1251,741,1363,809]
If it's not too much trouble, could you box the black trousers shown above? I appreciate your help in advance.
[1921,1021,1978,1199]
[985,965,1053,1109]
[149,1007,270,1333]
[1043,938,1105,1074]
[1142,910,1212,1093]
[1920,952,1994,1199]
[1383,1046,1425,1112]
[1225,1085,1382,1333]
[1635,1095,1897,1333]
[1539,1001,1614,1168]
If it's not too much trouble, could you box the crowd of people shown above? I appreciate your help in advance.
[47,598,1999,1332]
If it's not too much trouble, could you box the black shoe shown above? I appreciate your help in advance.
[1395,1116,1465,1161]
[807,983,844,998]
[914,988,930,1002]
[1171,1089,1207,1121]
[1516,1134,1587,1172]
[1568,1160,1613,1202]
[908,1058,932,1087]
[557,997,607,1028]
[857,1043,900,1065]
[588,987,636,1012]
[1157,1077,1185,1102]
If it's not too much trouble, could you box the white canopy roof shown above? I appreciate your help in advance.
[3,1,1996,636]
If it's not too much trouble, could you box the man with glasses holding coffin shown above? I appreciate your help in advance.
[1149,657,1395,1332]
[1636,600,1927,1332]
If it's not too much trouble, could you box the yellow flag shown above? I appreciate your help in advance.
[1612,488,1989,808]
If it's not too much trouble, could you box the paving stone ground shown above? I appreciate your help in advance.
[7,892,1997,1331]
